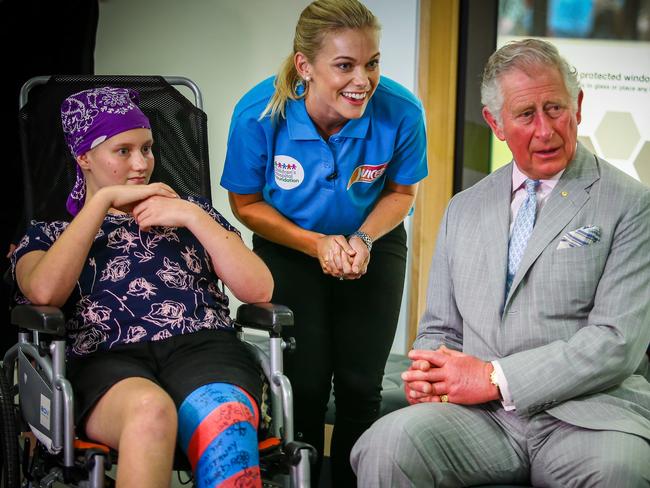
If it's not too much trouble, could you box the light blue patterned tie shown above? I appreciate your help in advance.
[506,179,539,297]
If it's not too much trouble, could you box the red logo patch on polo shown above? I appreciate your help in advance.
[346,163,388,190]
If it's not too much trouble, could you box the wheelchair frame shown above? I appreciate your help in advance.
[2,303,314,488]
[1,75,315,488]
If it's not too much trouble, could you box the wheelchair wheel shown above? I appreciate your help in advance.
[0,364,20,487]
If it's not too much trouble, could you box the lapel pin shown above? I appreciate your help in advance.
[561,191,569,197]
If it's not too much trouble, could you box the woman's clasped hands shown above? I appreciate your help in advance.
[317,234,370,280]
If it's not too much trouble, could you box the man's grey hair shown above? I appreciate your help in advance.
[481,38,581,126]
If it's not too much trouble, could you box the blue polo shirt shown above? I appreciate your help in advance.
[221,76,428,236]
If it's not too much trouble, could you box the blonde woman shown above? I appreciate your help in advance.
[221,1,428,485]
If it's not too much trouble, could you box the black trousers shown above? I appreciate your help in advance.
[253,223,407,487]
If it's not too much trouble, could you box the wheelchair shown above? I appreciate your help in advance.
[0,75,315,488]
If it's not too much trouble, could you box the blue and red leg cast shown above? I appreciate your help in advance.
[178,383,260,487]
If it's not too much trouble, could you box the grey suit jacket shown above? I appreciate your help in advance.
[414,142,650,440]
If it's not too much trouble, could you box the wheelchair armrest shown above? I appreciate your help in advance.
[11,304,66,336]
[235,303,293,335]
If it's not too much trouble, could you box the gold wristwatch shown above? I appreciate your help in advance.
[490,368,503,400]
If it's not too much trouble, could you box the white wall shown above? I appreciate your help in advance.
[95,0,420,353]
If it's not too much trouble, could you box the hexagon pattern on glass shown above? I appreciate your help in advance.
[595,111,641,161]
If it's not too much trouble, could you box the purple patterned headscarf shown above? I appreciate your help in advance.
[60,87,151,216]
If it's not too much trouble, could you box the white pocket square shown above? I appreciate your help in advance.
[557,225,601,249]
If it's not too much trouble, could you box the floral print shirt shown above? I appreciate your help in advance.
[12,196,240,358]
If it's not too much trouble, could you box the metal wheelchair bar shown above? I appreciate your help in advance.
[2,340,21,384]
[51,340,66,455]
[18,75,49,108]
[51,339,75,467]
[163,76,203,109]
[273,373,294,443]
[292,454,311,488]
[89,454,105,488]
[55,377,75,468]
[19,331,30,344]
[269,336,285,438]
[19,75,203,110]
[245,340,289,438]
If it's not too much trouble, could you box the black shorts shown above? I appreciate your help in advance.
[67,329,263,433]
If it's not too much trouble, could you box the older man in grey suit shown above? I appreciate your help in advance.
[351,39,650,487]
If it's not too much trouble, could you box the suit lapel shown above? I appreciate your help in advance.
[480,165,513,307]
[505,144,600,305]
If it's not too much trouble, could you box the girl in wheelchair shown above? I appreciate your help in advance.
[11,86,273,488]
